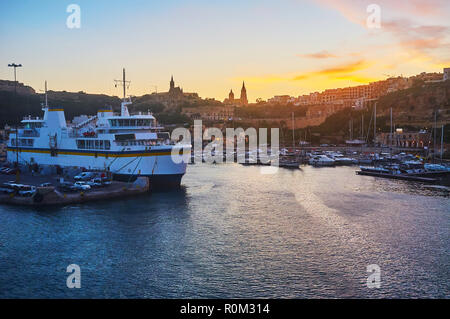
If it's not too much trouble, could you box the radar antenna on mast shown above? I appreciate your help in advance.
[39,80,49,108]
[114,68,131,101]
[44,80,48,107]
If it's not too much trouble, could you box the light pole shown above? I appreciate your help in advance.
[8,63,22,171]
[8,63,22,94]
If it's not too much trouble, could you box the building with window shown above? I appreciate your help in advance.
[377,130,431,148]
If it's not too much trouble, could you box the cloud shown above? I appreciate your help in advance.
[293,60,371,80]
[297,50,337,59]
[310,0,450,67]
[333,74,379,83]
[381,19,450,66]
[312,0,450,25]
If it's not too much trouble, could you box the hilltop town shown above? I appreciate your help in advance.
[0,68,449,147]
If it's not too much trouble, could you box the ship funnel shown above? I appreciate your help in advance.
[46,106,67,129]
[97,106,114,118]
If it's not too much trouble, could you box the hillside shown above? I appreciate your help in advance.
[0,83,193,127]
[377,80,450,127]
[308,81,450,143]
[0,80,449,137]
[0,89,121,127]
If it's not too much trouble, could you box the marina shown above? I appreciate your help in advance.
[1,144,449,207]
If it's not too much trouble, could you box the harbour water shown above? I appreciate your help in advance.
[0,164,448,298]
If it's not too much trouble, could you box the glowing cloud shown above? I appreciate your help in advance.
[297,51,337,59]
[293,60,372,81]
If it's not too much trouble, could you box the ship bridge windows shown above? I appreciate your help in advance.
[115,139,157,147]
[23,122,42,129]
[109,118,154,127]
[76,139,111,150]
[11,138,34,147]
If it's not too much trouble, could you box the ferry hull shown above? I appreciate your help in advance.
[7,147,189,190]
[113,173,184,190]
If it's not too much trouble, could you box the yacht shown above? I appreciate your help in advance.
[309,154,335,167]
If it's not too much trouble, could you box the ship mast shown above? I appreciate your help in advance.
[123,68,125,100]
[44,80,48,107]
[114,68,131,116]
[114,68,131,102]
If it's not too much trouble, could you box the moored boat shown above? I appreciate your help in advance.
[6,70,191,190]
[309,155,335,167]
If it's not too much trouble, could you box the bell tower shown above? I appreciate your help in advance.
[229,89,234,101]
[240,81,248,105]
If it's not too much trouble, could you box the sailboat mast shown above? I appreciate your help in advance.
[292,112,295,150]
[390,107,393,157]
[441,124,444,162]
[433,110,437,162]
[349,118,353,140]
[373,102,376,145]
[361,114,364,139]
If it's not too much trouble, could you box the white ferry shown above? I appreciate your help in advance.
[6,71,191,190]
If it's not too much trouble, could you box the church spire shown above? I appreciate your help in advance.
[240,81,248,105]
[170,75,175,90]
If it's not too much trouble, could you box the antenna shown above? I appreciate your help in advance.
[45,80,48,107]
[38,81,49,108]
[114,68,131,101]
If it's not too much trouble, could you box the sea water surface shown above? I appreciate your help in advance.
[0,164,448,298]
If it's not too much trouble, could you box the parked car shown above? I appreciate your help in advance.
[59,181,75,191]
[18,186,36,196]
[86,180,102,188]
[72,181,91,191]
[74,172,95,181]
[3,168,17,175]
[39,182,53,187]
[0,167,10,173]
[92,177,103,184]
[5,183,23,190]
[0,187,15,194]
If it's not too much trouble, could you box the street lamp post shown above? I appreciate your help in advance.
[8,63,22,94]
[8,63,22,172]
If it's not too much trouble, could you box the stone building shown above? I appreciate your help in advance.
[377,130,432,148]
[146,76,199,108]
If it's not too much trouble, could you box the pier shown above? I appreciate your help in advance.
[0,172,150,206]
[355,171,439,183]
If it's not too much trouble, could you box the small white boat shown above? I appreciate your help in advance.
[425,163,450,172]
[359,166,390,174]
[328,153,355,165]
[309,155,335,166]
